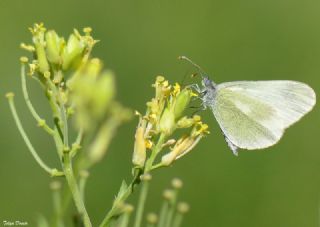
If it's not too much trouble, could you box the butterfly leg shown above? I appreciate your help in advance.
[187,84,205,94]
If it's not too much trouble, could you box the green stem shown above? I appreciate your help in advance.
[99,172,141,227]
[62,152,92,227]
[53,127,64,158]
[157,201,169,227]
[133,180,150,227]
[99,134,166,227]
[150,163,165,171]
[44,75,63,139]
[51,181,64,227]
[71,128,84,157]
[144,133,166,172]
[118,211,132,227]
[79,170,89,203]
[164,192,177,227]
[60,182,73,216]
[60,103,69,148]
[172,213,183,227]
[21,63,54,135]
[6,94,63,176]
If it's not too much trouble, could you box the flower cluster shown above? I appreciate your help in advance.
[132,76,209,171]
[17,23,131,167]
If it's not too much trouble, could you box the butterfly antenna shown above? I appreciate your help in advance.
[178,56,206,77]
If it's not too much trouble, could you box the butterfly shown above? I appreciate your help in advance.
[179,56,316,155]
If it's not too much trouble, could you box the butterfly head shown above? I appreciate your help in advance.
[202,76,216,90]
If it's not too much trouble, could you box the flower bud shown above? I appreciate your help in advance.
[84,58,102,79]
[20,43,35,52]
[173,89,191,119]
[62,34,85,70]
[132,126,146,167]
[163,189,175,200]
[140,173,152,181]
[171,178,183,189]
[176,116,195,128]
[67,58,102,90]
[34,41,49,74]
[45,30,63,64]
[123,204,134,213]
[177,202,190,213]
[20,56,29,64]
[30,24,49,74]
[91,71,115,118]
[71,68,115,130]
[146,213,158,224]
[159,108,175,135]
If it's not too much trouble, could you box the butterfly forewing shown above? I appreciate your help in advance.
[211,80,316,150]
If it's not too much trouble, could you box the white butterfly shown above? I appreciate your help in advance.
[180,56,317,155]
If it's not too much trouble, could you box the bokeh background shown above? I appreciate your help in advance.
[0,0,319,226]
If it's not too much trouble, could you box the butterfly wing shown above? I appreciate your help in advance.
[211,80,316,152]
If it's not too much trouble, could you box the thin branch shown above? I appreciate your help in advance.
[6,93,63,177]
[20,62,55,135]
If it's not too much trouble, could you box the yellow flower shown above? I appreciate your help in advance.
[161,120,209,166]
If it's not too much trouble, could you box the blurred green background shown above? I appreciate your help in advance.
[0,0,319,226]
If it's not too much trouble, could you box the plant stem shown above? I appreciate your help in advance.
[172,213,183,227]
[62,152,92,227]
[53,127,64,158]
[99,133,167,227]
[71,128,84,157]
[164,191,178,227]
[44,75,63,138]
[99,172,141,227]
[144,133,166,172]
[118,210,132,227]
[20,63,55,135]
[133,180,150,227]
[6,94,63,176]
[79,170,89,202]
[157,201,169,227]
[51,181,64,227]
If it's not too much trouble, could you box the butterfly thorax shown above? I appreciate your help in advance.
[200,77,217,108]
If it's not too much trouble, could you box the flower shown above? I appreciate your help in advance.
[161,120,209,166]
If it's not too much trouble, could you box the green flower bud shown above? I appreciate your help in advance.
[62,34,85,70]
[173,89,191,119]
[91,71,115,118]
[30,23,49,74]
[45,30,63,64]
[71,68,115,130]
[159,108,175,135]
[140,173,152,181]
[122,204,134,213]
[146,213,158,224]
[85,58,102,79]
[67,58,102,90]
[176,116,195,128]
[177,202,190,213]
[163,189,175,200]
[34,41,49,74]
[20,43,35,52]
[171,178,183,189]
